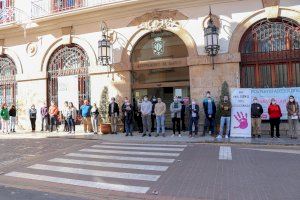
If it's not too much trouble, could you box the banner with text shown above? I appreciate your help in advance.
[230,88,252,138]
[57,75,79,110]
[251,87,300,120]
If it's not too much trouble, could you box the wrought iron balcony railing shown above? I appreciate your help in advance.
[0,6,29,25]
[31,0,129,19]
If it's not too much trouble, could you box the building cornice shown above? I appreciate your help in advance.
[0,0,246,39]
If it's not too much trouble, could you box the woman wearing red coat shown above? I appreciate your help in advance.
[268,98,282,138]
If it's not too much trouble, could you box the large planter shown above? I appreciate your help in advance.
[100,123,111,134]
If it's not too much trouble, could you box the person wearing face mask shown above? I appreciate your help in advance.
[154,98,166,137]
[181,100,186,132]
[286,95,299,139]
[268,98,282,138]
[136,98,143,133]
[0,103,9,134]
[217,95,232,139]
[251,97,263,138]
[29,104,37,132]
[141,95,152,137]
[170,96,182,137]
[108,97,119,134]
[151,96,158,133]
[49,101,59,132]
[121,97,129,133]
[188,99,199,137]
[124,100,134,136]
[202,91,216,136]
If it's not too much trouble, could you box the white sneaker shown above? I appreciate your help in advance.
[216,135,222,139]
[178,134,182,137]
[225,135,229,139]
[171,134,175,137]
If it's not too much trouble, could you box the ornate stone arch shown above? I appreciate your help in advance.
[228,7,300,53]
[41,36,97,74]
[120,10,198,67]
[3,47,23,74]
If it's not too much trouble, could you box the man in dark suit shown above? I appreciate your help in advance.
[188,99,200,137]
[108,97,119,134]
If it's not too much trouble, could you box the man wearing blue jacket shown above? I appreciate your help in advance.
[202,91,216,136]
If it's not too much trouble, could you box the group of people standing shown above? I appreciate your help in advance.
[39,100,100,134]
[107,91,299,139]
[0,103,17,133]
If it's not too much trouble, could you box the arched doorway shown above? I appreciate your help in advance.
[239,17,300,88]
[131,30,190,128]
[47,43,90,108]
[0,54,17,106]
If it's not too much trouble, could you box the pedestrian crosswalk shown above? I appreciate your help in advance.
[4,142,187,194]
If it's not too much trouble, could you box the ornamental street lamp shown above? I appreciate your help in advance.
[98,21,112,66]
[204,6,220,69]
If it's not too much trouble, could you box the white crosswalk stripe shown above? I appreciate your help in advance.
[91,145,184,152]
[66,153,175,163]
[49,158,169,171]
[80,148,180,157]
[102,142,187,147]
[219,146,232,160]
[4,142,187,194]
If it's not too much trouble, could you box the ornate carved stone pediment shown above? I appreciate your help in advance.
[129,10,187,31]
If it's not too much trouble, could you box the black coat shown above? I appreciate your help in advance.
[251,103,263,118]
[108,102,119,117]
[188,104,200,119]
[203,99,216,118]
[124,105,134,123]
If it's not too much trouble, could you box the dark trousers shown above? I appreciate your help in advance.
[151,114,155,132]
[172,117,181,135]
[67,118,75,132]
[122,117,126,133]
[30,118,36,131]
[181,115,186,131]
[64,119,69,132]
[203,117,215,135]
[136,114,143,133]
[50,116,58,132]
[270,118,280,137]
[125,121,133,135]
[41,116,49,131]
[189,117,198,135]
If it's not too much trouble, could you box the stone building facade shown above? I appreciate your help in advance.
[0,0,299,130]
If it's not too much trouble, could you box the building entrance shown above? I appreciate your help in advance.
[133,86,190,129]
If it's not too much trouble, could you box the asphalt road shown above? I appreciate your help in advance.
[0,138,299,200]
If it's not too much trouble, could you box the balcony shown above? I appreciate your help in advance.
[0,6,29,26]
[31,0,129,19]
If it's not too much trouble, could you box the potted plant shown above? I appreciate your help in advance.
[99,86,111,134]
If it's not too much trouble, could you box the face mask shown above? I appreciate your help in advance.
[111,100,115,103]
[290,99,294,102]
[124,100,129,103]
[144,98,148,101]
[272,101,276,104]
[253,100,258,103]
[158,100,161,103]
[192,101,196,105]
[174,99,178,102]
[206,94,210,98]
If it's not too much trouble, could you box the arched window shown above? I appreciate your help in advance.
[0,54,17,106]
[240,17,300,88]
[47,44,89,107]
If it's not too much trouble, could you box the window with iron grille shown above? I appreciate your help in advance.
[240,17,300,88]
[47,44,90,109]
[0,54,16,106]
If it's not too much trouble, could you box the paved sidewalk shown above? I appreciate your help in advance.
[49,131,300,146]
[1,130,299,146]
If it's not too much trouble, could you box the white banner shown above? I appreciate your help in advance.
[230,88,252,138]
[251,87,300,120]
[57,75,79,110]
